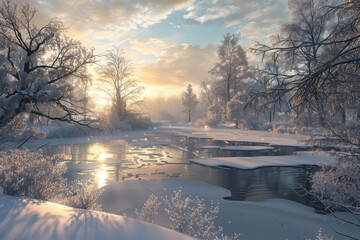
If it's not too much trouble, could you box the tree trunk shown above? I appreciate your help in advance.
[269,111,272,123]
[188,110,191,122]
[307,111,312,127]
[227,78,230,102]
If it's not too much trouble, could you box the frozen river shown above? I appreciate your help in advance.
[44,134,320,208]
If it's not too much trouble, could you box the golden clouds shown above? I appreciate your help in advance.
[136,43,217,87]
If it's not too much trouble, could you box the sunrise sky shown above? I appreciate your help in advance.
[23,0,290,99]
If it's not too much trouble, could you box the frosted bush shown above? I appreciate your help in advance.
[0,149,66,200]
[205,100,224,127]
[311,153,360,214]
[306,229,333,240]
[226,94,244,128]
[135,194,161,223]
[45,122,91,138]
[99,111,155,132]
[68,180,103,211]
[242,112,262,130]
[195,99,224,128]
[226,93,263,130]
[194,118,206,128]
[163,189,240,240]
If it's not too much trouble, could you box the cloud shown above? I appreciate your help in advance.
[137,44,217,87]
[24,0,194,44]
[130,38,172,57]
[239,0,290,44]
[184,0,261,26]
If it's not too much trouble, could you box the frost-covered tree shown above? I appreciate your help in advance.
[182,83,199,122]
[210,33,248,102]
[100,46,143,122]
[0,1,96,130]
[250,0,360,141]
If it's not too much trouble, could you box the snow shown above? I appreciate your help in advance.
[23,122,309,150]
[0,194,194,240]
[190,152,334,169]
[196,145,274,151]
[159,123,310,147]
[219,146,274,151]
[98,179,359,240]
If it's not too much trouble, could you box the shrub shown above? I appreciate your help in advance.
[68,180,103,211]
[100,111,155,132]
[306,229,333,240]
[0,149,66,200]
[194,99,224,128]
[44,122,92,138]
[136,190,240,239]
[163,189,240,240]
[135,194,161,223]
[311,153,360,214]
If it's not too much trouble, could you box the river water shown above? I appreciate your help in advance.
[44,134,320,208]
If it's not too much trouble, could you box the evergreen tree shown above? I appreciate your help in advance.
[182,84,199,122]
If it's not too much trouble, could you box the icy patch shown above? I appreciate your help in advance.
[220,146,274,151]
[190,152,334,169]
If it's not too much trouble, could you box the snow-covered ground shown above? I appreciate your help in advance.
[0,194,194,240]
[99,179,359,240]
[190,152,334,169]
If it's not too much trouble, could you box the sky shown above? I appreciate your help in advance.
[23,0,290,100]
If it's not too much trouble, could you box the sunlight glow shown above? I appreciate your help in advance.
[87,143,114,161]
[96,164,107,188]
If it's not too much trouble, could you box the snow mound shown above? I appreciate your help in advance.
[98,179,359,240]
[0,195,193,240]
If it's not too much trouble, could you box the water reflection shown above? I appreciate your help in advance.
[44,136,319,208]
[95,164,107,188]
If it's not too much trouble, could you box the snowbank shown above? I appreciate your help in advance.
[22,122,310,149]
[190,152,334,169]
[197,145,275,151]
[98,179,359,240]
[159,123,309,146]
[0,194,193,240]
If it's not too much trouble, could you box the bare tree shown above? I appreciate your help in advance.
[182,83,198,122]
[250,0,360,147]
[0,1,96,130]
[100,46,143,121]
